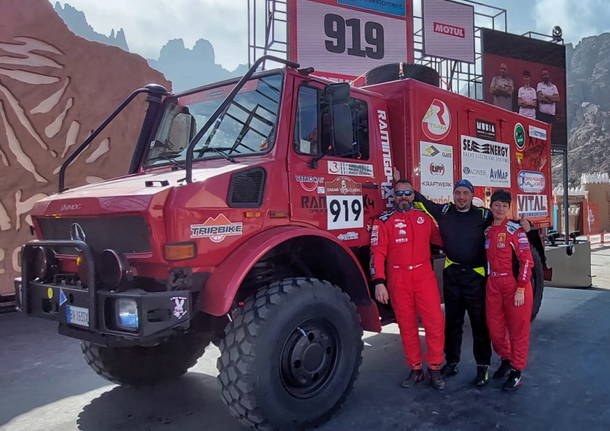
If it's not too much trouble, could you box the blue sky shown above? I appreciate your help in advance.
[51,0,610,69]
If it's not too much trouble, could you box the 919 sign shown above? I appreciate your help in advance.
[327,195,363,230]
[324,13,384,59]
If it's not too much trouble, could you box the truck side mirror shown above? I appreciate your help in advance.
[325,83,350,104]
[167,112,193,153]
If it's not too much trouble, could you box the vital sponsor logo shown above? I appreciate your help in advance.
[378,110,394,208]
[514,123,526,150]
[325,176,361,195]
[476,119,496,141]
[337,231,359,241]
[190,214,243,242]
[429,163,445,176]
[518,170,546,193]
[422,99,451,141]
[462,137,509,157]
[517,194,548,218]
[295,175,324,192]
[528,125,547,141]
[327,160,374,178]
[433,21,465,38]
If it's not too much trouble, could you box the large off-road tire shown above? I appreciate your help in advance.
[217,278,363,430]
[531,248,545,321]
[82,326,212,386]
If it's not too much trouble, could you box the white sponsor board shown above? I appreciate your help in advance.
[517,170,546,193]
[327,160,374,177]
[461,135,510,187]
[295,0,409,77]
[423,0,475,63]
[517,194,548,218]
[420,141,454,202]
[528,125,547,140]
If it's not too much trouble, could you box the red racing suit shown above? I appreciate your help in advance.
[485,219,534,370]
[370,208,444,369]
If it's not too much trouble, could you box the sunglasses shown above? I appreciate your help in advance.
[394,190,414,197]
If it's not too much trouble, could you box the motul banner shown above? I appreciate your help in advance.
[422,0,475,63]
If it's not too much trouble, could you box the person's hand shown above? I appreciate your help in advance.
[514,288,525,307]
[519,217,531,232]
[375,283,389,304]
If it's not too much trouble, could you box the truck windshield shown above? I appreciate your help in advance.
[145,72,283,167]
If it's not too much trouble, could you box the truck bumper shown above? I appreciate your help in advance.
[18,240,193,347]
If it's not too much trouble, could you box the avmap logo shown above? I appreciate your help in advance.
[190,214,243,243]
[422,99,451,141]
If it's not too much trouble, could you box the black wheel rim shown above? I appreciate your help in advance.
[280,318,340,399]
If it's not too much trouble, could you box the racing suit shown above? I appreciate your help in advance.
[485,220,534,371]
[370,208,444,369]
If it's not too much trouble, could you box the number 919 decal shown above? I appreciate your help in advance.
[324,13,384,59]
[327,195,363,230]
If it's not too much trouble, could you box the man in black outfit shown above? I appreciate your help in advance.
[414,179,499,386]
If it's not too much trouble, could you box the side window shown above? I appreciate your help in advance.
[294,85,370,160]
[294,86,320,155]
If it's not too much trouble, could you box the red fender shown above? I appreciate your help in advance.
[200,225,382,332]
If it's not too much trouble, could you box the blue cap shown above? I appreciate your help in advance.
[454,179,474,193]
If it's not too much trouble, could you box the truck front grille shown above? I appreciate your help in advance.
[37,216,151,254]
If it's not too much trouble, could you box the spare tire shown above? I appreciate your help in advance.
[365,63,439,86]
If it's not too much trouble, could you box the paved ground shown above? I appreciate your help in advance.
[1,248,610,431]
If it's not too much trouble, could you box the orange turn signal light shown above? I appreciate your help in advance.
[164,242,197,261]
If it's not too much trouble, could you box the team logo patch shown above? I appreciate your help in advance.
[496,233,506,248]
[190,214,243,242]
[398,229,407,236]
[518,238,529,244]
[417,216,425,224]
[395,222,406,228]
[395,238,408,243]
[485,239,490,249]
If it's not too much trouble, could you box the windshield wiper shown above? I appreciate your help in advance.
[148,150,184,168]
[196,146,237,163]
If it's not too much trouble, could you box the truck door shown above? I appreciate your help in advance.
[288,81,385,247]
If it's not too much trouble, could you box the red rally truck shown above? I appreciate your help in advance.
[16,57,551,430]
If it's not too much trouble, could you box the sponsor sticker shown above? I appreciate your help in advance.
[518,238,529,244]
[517,194,548,218]
[420,141,454,202]
[422,99,451,141]
[295,175,325,192]
[514,123,526,150]
[518,232,527,238]
[337,231,359,241]
[325,177,362,195]
[519,244,530,249]
[476,119,497,141]
[191,214,243,242]
[461,135,510,187]
[301,196,327,213]
[371,225,379,246]
[433,21,465,38]
[395,238,408,243]
[378,110,395,208]
[327,160,374,178]
[417,216,425,224]
[518,170,545,193]
[528,125,547,140]
[394,222,406,228]
[398,229,407,236]
[171,296,188,319]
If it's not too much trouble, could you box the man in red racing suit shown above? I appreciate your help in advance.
[485,190,534,391]
[371,180,445,390]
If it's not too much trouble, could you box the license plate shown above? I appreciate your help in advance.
[65,305,89,327]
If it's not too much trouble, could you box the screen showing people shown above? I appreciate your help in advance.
[482,29,566,150]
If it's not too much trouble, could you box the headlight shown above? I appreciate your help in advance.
[115,298,139,331]
[99,249,128,290]
[31,246,57,282]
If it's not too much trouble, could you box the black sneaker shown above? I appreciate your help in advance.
[441,362,459,377]
[429,368,446,391]
[473,365,489,387]
[400,369,424,388]
[493,359,511,379]
[503,368,523,391]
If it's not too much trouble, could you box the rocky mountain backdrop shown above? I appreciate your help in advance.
[53,2,247,93]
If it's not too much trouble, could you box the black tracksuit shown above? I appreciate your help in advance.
[414,192,492,366]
